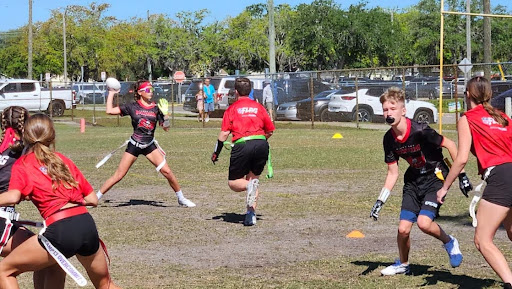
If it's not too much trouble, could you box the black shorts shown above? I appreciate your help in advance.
[125,142,157,157]
[400,167,446,222]
[482,162,512,207]
[39,213,99,258]
[229,139,269,180]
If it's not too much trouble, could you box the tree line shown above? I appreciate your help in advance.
[0,0,511,81]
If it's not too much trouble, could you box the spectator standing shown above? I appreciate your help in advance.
[203,78,215,122]
[262,80,274,121]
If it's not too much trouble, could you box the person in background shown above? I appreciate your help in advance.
[262,80,274,121]
[371,87,471,276]
[195,82,205,122]
[437,76,512,289]
[211,77,275,226]
[203,78,215,122]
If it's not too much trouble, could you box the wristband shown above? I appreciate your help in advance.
[214,139,223,155]
[378,187,390,203]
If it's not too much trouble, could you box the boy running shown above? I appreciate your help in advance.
[211,77,275,226]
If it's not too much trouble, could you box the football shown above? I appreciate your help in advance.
[105,77,121,91]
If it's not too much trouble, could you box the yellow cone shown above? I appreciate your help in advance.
[332,133,343,139]
[346,230,365,238]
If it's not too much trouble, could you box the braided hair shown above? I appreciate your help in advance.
[466,76,509,127]
[1,106,29,153]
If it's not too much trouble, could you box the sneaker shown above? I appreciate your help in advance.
[178,198,196,208]
[381,259,410,276]
[504,283,512,289]
[205,117,210,123]
[244,211,256,226]
[246,179,259,208]
[444,235,463,267]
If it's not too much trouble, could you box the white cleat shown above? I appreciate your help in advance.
[246,179,259,208]
[178,198,196,208]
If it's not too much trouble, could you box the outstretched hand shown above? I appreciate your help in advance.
[158,98,169,115]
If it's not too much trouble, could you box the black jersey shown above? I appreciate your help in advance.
[383,118,445,175]
[0,147,21,192]
[119,100,164,144]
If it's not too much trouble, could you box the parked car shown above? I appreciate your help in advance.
[103,81,136,106]
[276,101,299,121]
[295,89,339,121]
[0,79,74,116]
[72,83,105,104]
[405,77,452,99]
[491,88,512,112]
[491,81,512,96]
[274,77,332,106]
[328,88,438,124]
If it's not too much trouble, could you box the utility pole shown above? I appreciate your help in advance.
[268,0,276,74]
[63,9,68,87]
[466,0,471,75]
[28,0,33,79]
[483,0,491,79]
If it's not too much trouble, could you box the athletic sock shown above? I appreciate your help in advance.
[96,190,103,200]
[175,190,184,200]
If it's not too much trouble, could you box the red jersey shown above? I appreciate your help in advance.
[221,97,275,142]
[465,104,512,174]
[9,152,93,219]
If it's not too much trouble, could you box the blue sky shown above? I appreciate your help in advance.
[1,0,511,32]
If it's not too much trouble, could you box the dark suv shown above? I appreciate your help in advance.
[274,77,331,105]
[295,89,339,121]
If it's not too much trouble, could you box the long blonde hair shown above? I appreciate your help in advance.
[23,114,78,190]
[466,76,509,127]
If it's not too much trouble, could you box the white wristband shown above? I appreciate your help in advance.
[378,187,390,203]
[96,191,103,200]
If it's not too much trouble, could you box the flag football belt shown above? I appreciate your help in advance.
[129,137,154,149]
[470,166,494,228]
[44,206,88,227]
[40,206,90,287]
[232,135,274,178]
[233,135,267,145]
[0,208,18,254]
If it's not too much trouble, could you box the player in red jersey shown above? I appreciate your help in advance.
[0,106,66,289]
[0,113,120,289]
[211,77,275,226]
[437,76,512,289]
[97,80,195,207]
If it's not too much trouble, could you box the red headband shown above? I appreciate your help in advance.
[138,82,152,90]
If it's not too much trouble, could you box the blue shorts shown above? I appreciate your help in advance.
[204,102,215,112]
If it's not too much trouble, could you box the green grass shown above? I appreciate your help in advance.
[13,116,506,289]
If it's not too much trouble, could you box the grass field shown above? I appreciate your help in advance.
[13,111,509,289]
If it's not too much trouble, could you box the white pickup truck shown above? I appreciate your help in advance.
[0,79,75,117]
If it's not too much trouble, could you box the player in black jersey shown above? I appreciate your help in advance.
[0,106,65,289]
[97,80,195,207]
[370,87,471,276]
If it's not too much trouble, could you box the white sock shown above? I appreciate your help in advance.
[175,190,184,200]
[96,190,103,200]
